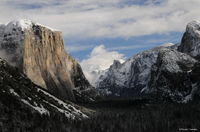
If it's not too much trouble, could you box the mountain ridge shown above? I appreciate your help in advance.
[96,20,200,102]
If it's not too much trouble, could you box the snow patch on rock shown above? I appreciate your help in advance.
[159,43,174,47]
[158,48,197,73]
[186,20,200,37]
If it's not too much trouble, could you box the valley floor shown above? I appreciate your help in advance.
[1,99,200,132]
[74,100,200,132]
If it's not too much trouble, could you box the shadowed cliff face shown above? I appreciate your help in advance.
[0,20,93,102]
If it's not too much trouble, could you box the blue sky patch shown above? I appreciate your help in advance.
[65,31,183,60]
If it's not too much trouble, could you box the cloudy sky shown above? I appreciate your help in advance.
[1,0,200,83]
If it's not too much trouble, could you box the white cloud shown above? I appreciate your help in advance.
[0,0,200,39]
[80,45,125,85]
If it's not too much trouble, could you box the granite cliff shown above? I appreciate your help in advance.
[0,19,94,102]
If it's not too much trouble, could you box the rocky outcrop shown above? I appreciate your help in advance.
[178,20,200,59]
[0,19,94,102]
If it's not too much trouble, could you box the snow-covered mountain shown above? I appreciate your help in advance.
[0,19,95,102]
[96,20,200,102]
[96,44,175,98]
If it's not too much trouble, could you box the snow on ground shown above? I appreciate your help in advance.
[38,88,89,119]
[21,99,50,115]
[9,88,20,97]
[9,87,49,115]
[43,100,75,119]
[8,87,88,119]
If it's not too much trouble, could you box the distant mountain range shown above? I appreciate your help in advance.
[96,20,200,103]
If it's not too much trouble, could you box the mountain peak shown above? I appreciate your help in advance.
[111,60,121,69]
[186,20,200,37]
[3,19,57,31]
[178,20,200,58]
[9,19,33,30]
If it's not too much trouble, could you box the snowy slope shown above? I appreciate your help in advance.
[4,19,56,31]
[0,58,90,120]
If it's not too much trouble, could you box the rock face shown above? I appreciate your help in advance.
[96,44,174,98]
[147,48,198,102]
[178,20,200,59]
[0,19,93,101]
